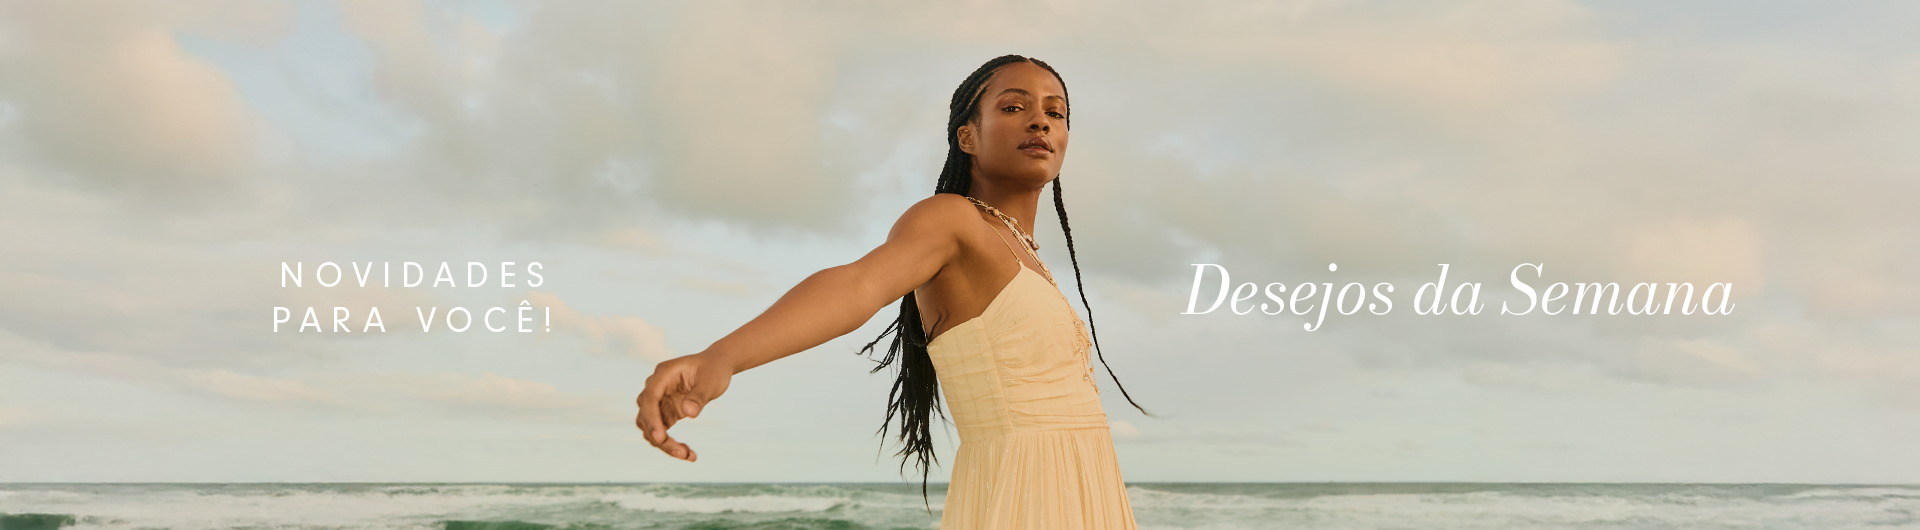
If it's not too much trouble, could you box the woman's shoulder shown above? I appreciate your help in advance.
[906,193,976,216]
[887,194,978,238]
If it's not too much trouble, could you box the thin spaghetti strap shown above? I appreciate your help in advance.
[975,211,1025,265]
[965,196,1057,284]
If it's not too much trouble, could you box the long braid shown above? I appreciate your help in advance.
[1016,60,1148,414]
[860,54,1031,511]
[861,54,1150,511]
[1051,177,1150,416]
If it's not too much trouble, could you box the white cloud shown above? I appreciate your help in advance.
[527,289,674,361]
[191,368,336,403]
[0,405,31,428]
[0,0,286,191]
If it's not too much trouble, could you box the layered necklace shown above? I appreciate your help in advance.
[964,196,1040,252]
[964,196,1051,284]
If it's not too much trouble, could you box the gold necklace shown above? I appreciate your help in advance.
[962,196,1039,251]
[963,196,1053,284]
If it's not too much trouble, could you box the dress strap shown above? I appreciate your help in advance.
[974,207,1026,266]
[964,196,1056,285]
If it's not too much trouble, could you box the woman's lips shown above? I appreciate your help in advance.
[1018,137,1053,155]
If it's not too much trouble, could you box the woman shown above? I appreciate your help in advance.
[634,54,1148,528]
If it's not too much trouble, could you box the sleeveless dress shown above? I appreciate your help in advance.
[917,209,1139,529]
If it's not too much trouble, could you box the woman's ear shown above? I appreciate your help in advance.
[957,123,977,156]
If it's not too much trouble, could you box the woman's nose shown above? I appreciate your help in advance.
[1028,121,1049,132]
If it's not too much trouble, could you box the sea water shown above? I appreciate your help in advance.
[1,482,1914,529]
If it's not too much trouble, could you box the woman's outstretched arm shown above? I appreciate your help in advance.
[634,195,975,462]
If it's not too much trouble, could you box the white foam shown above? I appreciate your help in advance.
[1124,485,1920,530]
[599,492,844,514]
[1780,486,1920,499]
[2,485,592,530]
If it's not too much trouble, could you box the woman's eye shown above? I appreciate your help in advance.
[1002,105,1022,112]
[1048,111,1066,119]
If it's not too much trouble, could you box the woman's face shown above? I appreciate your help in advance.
[958,62,1070,188]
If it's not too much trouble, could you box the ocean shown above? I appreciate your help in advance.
[0,482,1914,529]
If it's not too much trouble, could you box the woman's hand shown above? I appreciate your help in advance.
[634,351,735,462]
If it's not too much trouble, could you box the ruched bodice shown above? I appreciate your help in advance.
[914,204,1138,529]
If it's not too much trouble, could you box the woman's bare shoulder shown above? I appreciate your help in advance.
[885,194,978,242]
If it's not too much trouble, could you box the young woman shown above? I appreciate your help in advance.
[634,54,1148,528]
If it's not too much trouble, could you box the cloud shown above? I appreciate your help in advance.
[191,368,336,403]
[327,371,619,423]
[0,0,286,192]
[1117,0,1623,121]
[416,372,588,409]
[1619,217,1766,292]
[527,289,674,361]
[1624,337,1762,388]
[328,0,876,234]
[0,405,32,428]
[0,328,333,406]
[0,175,447,369]
[0,326,620,424]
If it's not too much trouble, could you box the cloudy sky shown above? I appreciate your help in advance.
[1,0,1916,483]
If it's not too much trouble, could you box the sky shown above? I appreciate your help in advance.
[0,0,1916,484]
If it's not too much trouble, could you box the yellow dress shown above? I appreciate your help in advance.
[919,215,1139,529]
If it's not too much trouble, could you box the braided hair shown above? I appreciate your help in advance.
[858,54,1150,509]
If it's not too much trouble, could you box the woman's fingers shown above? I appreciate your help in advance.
[635,355,725,462]
[639,389,695,460]
[656,373,704,427]
[659,390,685,428]
[634,388,667,446]
[656,431,695,461]
[634,369,680,447]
